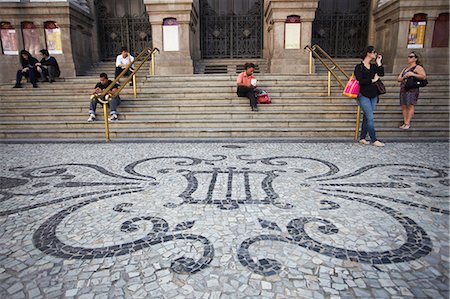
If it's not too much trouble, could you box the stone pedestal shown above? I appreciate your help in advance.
[264,0,319,74]
[144,0,199,75]
[0,1,95,83]
[374,0,449,74]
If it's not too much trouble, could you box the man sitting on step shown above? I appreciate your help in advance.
[35,49,60,83]
[236,62,259,112]
[87,73,121,122]
[115,47,134,86]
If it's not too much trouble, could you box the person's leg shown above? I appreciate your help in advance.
[109,96,121,119]
[47,65,58,81]
[401,104,408,127]
[115,67,123,79]
[357,95,370,141]
[14,70,23,87]
[357,95,377,142]
[406,105,415,127]
[89,96,99,115]
[29,69,38,87]
[238,86,257,109]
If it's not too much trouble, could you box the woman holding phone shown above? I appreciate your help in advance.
[354,46,385,147]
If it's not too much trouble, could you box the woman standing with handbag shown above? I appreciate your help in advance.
[397,52,427,129]
[354,46,385,147]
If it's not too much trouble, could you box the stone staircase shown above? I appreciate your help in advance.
[315,58,362,75]
[0,72,448,141]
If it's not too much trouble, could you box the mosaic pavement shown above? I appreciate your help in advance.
[0,142,449,299]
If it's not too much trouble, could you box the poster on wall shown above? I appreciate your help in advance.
[162,18,179,51]
[407,21,426,48]
[22,22,41,54]
[285,23,301,49]
[1,29,18,55]
[45,27,63,54]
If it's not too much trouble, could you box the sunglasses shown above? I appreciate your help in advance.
[408,55,416,58]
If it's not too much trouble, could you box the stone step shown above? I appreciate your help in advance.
[1,118,447,130]
[1,103,448,114]
[0,110,447,121]
[1,127,448,140]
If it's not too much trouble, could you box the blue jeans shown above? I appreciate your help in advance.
[16,69,37,86]
[89,95,121,115]
[357,94,378,142]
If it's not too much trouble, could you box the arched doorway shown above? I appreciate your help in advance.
[200,0,263,59]
[95,0,152,60]
[312,0,370,57]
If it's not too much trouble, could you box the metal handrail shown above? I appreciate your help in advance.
[92,47,160,142]
[305,44,361,141]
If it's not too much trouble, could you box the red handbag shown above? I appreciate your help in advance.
[256,90,271,104]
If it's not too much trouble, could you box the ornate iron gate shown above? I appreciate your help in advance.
[312,0,370,58]
[97,13,152,60]
[200,0,263,59]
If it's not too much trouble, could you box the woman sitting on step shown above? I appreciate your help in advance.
[236,62,259,112]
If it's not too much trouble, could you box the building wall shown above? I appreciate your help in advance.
[374,0,449,73]
[0,0,95,83]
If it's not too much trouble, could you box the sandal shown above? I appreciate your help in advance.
[400,123,410,130]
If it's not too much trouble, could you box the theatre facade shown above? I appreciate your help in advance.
[0,0,448,82]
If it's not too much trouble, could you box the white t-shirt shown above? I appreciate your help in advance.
[116,54,135,68]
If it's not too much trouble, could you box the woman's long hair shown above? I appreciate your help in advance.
[360,46,376,60]
[19,49,34,65]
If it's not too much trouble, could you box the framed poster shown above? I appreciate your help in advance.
[407,21,426,49]
[45,27,63,54]
[285,15,301,49]
[1,28,18,55]
[22,22,40,54]
[163,18,179,51]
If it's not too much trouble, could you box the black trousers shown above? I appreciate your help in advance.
[237,86,257,108]
[115,67,132,79]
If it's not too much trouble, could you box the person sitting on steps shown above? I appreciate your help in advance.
[236,62,259,112]
[87,73,121,122]
[115,46,134,86]
[13,50,39,88]
[35,49,61,83]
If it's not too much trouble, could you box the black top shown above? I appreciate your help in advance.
[40,56,61,75]
[354,63,385,98]
[21,57,38,69]
[95,80,119,90]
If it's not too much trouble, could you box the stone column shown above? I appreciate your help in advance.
[264,0,319,73]
[374,0,449,73]
[144,0,197,75]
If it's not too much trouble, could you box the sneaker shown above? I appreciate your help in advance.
[87,114,96,122]
[13,84,22,88]
[359,139,370,145]
[108,114,118,121]
[372,140,385,147]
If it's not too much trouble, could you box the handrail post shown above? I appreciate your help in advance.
[354,106,361,141]
[103,101,110,142]
[309,50,313,74]
[133,74,137,98]
[327,71,331,96]
[151,51,155,76]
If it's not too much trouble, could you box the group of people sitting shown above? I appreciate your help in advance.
[14,45,426,142]
[13,49,60,88]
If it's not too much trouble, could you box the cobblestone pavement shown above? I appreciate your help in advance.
[0,142,449,299]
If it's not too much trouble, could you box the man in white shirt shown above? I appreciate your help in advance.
[115,47,134,85]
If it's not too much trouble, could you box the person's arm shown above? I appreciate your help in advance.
[93,83,102,95]
[116,55,121,67]
[236,73,246,87]
[412,65,426,80]
[397,67,407,82]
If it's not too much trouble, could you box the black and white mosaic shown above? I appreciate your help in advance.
[0,143,448,298]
